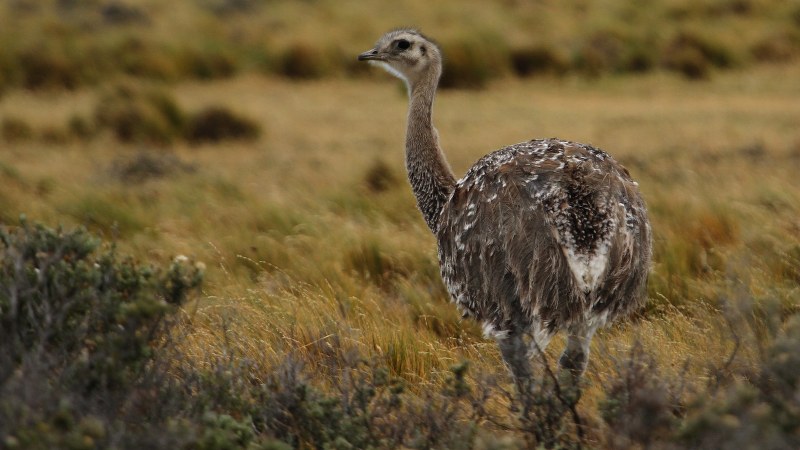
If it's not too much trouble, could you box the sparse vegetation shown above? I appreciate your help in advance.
[0,1,798,448]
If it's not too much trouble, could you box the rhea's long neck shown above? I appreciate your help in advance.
[405,70,456,233]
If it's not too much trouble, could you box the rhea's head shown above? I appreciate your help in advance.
[358,29,442,90]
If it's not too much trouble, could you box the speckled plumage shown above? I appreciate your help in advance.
[359,29,652,382]
[438,138,651,339]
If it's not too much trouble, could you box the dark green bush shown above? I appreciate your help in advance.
[599,343,682,448]
[0,219,203,448]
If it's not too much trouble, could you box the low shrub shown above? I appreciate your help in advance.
[0,220,204,448]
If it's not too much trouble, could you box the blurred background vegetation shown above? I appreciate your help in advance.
[0,0,799,93]
[1,0,799,448]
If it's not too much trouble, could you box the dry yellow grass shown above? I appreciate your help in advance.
[1,61,799,441]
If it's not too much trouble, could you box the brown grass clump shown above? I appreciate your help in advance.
[110,151,196,184]
[1,116,34,142]
[364,158,400,193]
[277,42,333,80]
[439,33,509,89]
[510,45,570,77]
[662,31,739,79]
[94,84,186,145]
[185,106,260,144]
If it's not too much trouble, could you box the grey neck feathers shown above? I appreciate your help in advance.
[405,64,456,233]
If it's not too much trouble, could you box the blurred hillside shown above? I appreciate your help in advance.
[1,0,799,92]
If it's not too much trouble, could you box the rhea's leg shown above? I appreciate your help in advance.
[558,322,599,376]
[498,332,533,383]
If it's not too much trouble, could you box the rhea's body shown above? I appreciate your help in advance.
[359,29,651,381]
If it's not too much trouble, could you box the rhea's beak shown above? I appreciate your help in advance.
[358,48,382,61]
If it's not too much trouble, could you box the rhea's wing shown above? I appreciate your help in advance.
[437,140,579,334]
[437,139,651,335]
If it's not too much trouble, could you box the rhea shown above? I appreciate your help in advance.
[358,29,651,383]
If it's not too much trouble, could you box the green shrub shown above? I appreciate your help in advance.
[0,220,203,448]
[600,343,682,448]
[677,314,800,449]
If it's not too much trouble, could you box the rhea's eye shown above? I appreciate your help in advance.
[397,39,411,50]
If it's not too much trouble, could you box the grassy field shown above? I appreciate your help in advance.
[1,1,800,448]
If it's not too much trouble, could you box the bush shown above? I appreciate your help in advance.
[599,343,682,448]
[0,220,203,448]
